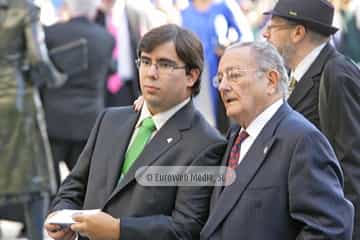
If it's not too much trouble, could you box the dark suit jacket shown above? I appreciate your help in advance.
[288,43,360,239]
[50,102,226,240]
[42,17,114,140]
[200,103,354,240]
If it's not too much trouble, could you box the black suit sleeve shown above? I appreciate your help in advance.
[49,110,107,212]
[120,142,226,240]
[319,57,360,238]
[288,130,354,240]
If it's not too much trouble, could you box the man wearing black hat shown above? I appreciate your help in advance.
[263,0,360,239]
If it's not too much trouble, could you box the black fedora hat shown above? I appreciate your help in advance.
[263,0,338,36]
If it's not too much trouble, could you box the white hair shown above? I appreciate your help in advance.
[65,0,101,18]
[227,41,289,97]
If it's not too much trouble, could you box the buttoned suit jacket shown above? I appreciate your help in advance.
[200,103,354,240]
[288,43,360,239]
[50,101,226,240]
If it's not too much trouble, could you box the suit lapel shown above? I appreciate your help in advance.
[105,102,195,204]
[202,103,292,238]
[288,43,335,108]
[211,128,239,203]
[109,123,182,199]
[104,112,139,201]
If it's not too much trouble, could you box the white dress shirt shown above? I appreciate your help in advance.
[237,99,284,164]
[127,98,191,150]
[291,42,326,82]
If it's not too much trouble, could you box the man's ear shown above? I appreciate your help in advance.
[186,68,200,87]
[291,24,307,43]
[266,69,280,95]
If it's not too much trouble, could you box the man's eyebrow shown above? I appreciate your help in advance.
[157,57,177,63]
[140,56,151,60]
[140,56,176,63]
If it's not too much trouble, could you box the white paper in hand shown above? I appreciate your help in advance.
[46,209,100,226]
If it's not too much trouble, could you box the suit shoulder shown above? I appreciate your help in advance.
[104,106,135,116]
[324,53,360,85]
[89,22,113,38]
[101,106,135,122]
[279,110,326,141]
[85,23,115,48]
[190,111,226,144]
[325,53,356,71]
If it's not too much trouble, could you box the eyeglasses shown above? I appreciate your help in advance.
[264,23,296,33]
[136,57,187,75]
[213,67,258,88]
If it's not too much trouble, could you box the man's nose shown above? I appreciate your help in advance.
[147,64,159,77]
[262,28,270,39]
[218,78,230,92]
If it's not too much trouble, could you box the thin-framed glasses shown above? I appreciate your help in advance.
[213,67,258,88]
[264,23,297,33]
[136,57,186,75]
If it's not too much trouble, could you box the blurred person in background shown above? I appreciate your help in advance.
[0,0,66,238]
[263,0,360,238]
[34,0,59,25]
[41,0,114,185]
[95,0,151,107]
[338,0,360,65]
[152,0,182,24]
[239,0,275,39]
[181,0,243,134]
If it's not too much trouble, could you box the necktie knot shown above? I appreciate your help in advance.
[228,130,249,169]
[141,117,156,131]
[236,130,249,144]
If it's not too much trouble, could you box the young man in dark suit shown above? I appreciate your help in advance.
[262,0,360,238]
[200,41,353,240]
[45,24,226,240]
[42,0,115,184]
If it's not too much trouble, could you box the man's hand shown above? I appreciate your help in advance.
[71,211,120,240]
[44,212,76,240]
[133,96,144,112]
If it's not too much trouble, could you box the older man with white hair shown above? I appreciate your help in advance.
[201,41,354,240]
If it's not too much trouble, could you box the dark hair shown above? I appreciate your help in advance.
[137,24,204,96]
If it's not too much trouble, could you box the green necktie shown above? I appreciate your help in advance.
[121,117,156,176]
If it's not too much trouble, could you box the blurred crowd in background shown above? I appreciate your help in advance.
[35,0,360,132]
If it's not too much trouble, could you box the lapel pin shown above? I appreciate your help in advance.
[167,138,173,143]
[264,146,268,154]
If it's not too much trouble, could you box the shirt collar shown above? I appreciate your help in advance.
[137,98,191,130]
[292,42,326,82]
[243,98,284,139]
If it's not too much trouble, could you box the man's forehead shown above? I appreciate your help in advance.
[221,47,253,66]
[140,42,179,59]
[269,16,290,24]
